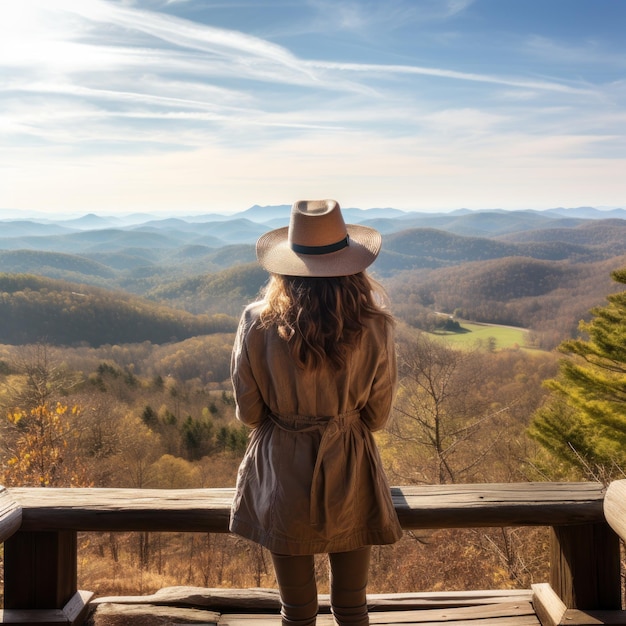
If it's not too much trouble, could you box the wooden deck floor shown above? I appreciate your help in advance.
[87,587,541,626]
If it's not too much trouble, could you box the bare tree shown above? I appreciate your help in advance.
[0,343,81,411]
[390,332,515,484]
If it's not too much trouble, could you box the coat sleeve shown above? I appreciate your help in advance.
[360,320,398,432]
[230,307,266,429]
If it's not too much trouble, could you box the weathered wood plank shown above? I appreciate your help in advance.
[90,587,283,610]
[8,483,606,533]
[91,603,220,624]
[367,590,535,609]
[218,618,540,626]
[603,479,626,543]
[0,486,22,543]
[89,586,534,611]
[63,590,94,625]
[9,488,233,532]
[365,602,538,624]
[218,605,541,626]
[370,617,539,626]
[344,602,539,624]
[532,583,566,626]
[393,483,606,529]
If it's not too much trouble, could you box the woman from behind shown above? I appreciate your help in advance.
[230,199,402,626]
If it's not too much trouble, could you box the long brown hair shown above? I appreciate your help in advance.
[259,271,393,370]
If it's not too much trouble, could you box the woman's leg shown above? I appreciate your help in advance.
[328,546,371,626]
[271,552,318,626]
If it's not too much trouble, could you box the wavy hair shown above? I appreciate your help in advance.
[259,271,393,371]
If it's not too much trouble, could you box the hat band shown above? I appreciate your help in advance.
[291,235,349,256]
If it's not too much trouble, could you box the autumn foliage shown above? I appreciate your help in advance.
[1,402,91,488]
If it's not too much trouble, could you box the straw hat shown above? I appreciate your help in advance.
[256,199,382,277]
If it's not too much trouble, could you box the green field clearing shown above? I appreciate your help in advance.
[430,322,531,351]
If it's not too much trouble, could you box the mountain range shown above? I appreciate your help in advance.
[0,207,624,289]
[1,205,625,348]
[0,205,624,246]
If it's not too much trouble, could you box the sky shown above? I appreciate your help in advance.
[1,0,625,217]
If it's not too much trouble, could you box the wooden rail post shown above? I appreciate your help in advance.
[550,521,621,610]
[3,529,78,610]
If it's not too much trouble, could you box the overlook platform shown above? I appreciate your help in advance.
[1,481,626,626]
[88,586,541,625]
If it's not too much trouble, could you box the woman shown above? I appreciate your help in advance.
[230,199,402,626]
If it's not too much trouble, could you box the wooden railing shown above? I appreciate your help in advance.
[0,481,624,625]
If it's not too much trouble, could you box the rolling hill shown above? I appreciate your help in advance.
[0,274,237,347]
[0,250,116,279]
[146,263,268,316]
[0,206,625,351]
[498,219,626,253]
[373,228,605,274]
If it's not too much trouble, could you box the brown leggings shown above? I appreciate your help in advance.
[271,546,371,626]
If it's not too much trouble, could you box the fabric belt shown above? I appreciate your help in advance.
[269,409,363,527]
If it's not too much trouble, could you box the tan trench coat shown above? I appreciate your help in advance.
[229,301,403,555]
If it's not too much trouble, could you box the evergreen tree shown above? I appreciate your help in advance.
[529,267,626,480]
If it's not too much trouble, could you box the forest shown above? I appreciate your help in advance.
[1,207,625,600]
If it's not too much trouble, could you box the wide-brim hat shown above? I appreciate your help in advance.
[256,199,382,277]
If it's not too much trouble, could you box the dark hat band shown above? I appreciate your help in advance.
[290,235,349,256]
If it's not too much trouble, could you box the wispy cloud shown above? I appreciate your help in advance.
[1,0,595,124]
[307,60,595,96]
[305,0,475,33]
[66,0,307,70]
